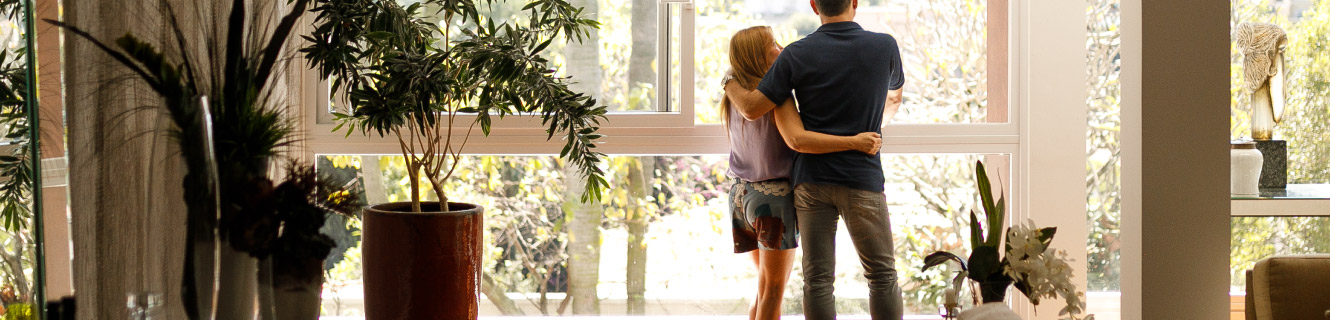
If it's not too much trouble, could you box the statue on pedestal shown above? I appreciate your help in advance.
[1237,22,1288,141]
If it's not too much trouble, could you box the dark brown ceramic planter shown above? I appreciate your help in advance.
[363,202,484,320]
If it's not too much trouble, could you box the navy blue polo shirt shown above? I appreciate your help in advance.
[756,21,905,193]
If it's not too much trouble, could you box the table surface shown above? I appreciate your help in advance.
[1232,184,1330,200]
[1231,184,1330,216]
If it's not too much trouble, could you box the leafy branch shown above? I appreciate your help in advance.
[303,0,608,212]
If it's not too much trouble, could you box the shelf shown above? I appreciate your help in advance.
[1231,184,1330,217]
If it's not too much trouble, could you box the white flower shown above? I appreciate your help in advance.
[1002,219,1093,320]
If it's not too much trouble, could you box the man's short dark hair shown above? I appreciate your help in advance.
[814,0,853,17]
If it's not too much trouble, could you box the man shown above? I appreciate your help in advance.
[725,0,905,318]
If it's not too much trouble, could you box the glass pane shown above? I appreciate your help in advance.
[1086,0,1122,317]
[1230,217,1330,291]
[478,0,668,114]
[1230,0,1330,183]
[321,0,675,121]
[0,0,43,314]
[1087,0,1122,296]
[315,154,1010,317]
[695,0,993,124]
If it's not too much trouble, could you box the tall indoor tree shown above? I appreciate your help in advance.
[302,0,608,318]
[303,0,609,213]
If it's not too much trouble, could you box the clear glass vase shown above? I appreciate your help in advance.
[126,292,162,320]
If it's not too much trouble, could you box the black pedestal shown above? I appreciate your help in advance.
[1256,140,1287,189]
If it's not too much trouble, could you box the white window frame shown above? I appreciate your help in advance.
[298,0,1020,156]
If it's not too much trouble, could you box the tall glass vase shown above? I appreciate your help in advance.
[978,279,1012,303]
[182,96,221,320]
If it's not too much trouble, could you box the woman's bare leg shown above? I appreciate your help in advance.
[754,248,796,320]
[750,250,761,320]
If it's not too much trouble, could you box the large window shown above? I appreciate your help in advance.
[302,0,1032,318]
[316,154,1010,316]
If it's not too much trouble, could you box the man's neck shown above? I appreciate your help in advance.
[819,15,855,25]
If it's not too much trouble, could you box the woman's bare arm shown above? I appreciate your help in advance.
[881,88,902,128]
[771,99,881,155]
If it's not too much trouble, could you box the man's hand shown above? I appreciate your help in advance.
[854,132,882,155]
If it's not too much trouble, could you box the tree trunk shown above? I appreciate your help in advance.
[629,0,658,111]
[565,0,603,315]
[567,0,602,103]
[626,1,657,313]
[563,164,603,315]
[625,157,653,315]
[480,273,524,315]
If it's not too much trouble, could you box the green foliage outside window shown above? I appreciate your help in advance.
[1086,0,1122,292]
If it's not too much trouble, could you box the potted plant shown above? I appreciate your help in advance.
[47,0,359,318]
[921,161,1093,320]
[301,0,608,318]
[262,161,360,319]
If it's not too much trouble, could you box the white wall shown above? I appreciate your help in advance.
[1016,0,1089,318]
[1121,0,1232,318]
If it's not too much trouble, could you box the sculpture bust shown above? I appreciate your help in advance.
[1237,22,1288,141]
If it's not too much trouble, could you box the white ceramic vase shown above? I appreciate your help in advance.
[958,302,1022,320]
[216,244,258,319]
[1231,140,1263,197]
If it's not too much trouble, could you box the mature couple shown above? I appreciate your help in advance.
[722,0,905,319]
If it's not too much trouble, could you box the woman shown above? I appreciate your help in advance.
[721,26,881,320]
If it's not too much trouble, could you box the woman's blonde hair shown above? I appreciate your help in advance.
[722,26,777,128]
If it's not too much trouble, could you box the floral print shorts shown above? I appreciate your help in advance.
[729,179,799,253]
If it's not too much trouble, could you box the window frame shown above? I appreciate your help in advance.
[297,0,1019,157]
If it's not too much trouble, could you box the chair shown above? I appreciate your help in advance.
[1245,255,1330,320]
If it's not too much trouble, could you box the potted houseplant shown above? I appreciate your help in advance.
[262,161,360,319]
[48,0,357,318]
[302,0,608,318]
[922,161,1093,320]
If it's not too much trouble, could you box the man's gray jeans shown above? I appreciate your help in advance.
[794,183,904,320]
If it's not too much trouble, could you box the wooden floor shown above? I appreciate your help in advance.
[319,293,1248,320]
[477,317,936,320]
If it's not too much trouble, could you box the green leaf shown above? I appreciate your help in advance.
[366,31,395,41]
[969,210,984,249]
[989,195,1006,247]
[1037,227,1057,249]
[976,160,994,211]
[923,251,968,272]
[967,245,1001,282]
[532,37,554,54]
